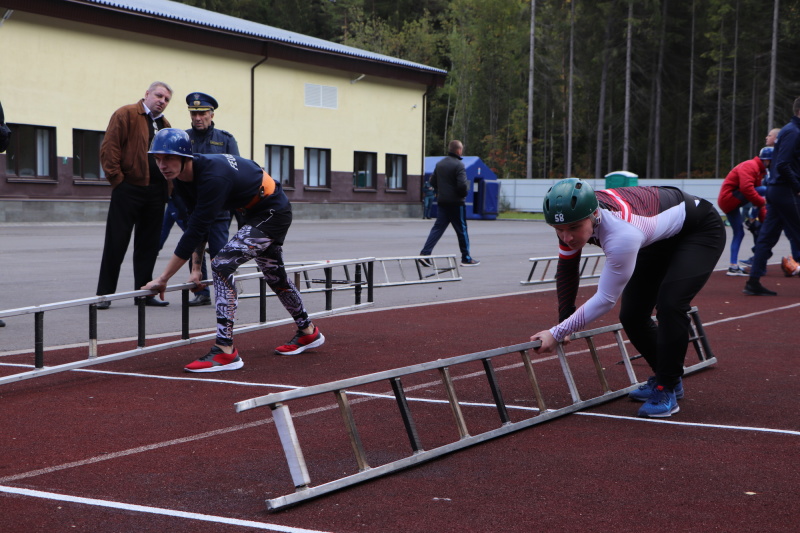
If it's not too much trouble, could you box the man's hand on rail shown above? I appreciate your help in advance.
[142,277,168,301]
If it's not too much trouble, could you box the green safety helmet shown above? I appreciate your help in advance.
[542,178,599,225]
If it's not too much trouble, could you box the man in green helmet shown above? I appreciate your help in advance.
[531,178,725,418]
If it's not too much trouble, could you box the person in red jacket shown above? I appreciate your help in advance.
[717,147,771,275]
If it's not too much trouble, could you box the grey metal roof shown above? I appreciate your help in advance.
[87,0,447,74]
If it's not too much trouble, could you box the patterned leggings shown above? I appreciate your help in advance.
[211,223,310,347]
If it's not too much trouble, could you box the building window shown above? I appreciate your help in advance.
[73,129,105,180]
[265,144,294,188]
[353,151,377,189]
[304,83,338,109]
[304,147,330,188]
[386,154,407,190]
[5,124,56,179]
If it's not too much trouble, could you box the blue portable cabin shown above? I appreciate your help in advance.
[423,156,501,220]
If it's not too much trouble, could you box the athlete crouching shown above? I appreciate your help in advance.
[143,128,324,372]
[531,178,725,418]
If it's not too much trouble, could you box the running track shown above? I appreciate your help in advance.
[1,269,799,532]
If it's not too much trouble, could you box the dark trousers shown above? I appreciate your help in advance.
[750,184,800,279]
[618,199,725,388]
[96,181,166,295]
[420,203,473,262]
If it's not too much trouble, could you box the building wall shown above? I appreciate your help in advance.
[0,8,426,215]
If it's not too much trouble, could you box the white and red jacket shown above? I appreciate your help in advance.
[551,186,691,342]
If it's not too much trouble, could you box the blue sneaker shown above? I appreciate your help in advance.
[628,376,684,402]
[637,385,680,418]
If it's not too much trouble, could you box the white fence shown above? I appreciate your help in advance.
[499,178,724,214]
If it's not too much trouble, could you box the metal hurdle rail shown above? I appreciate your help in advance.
[234,307,715,512]
[521,253,605,285]
[0,258,375,386]
[235,255,461,299]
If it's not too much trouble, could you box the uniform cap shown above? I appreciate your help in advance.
[186,92,218,111]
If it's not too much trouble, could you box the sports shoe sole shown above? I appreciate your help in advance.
[629,386,684,402]
[184,359,244,373]
[275,333,326,356]
[639,404,680,418]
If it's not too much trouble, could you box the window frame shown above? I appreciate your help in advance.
[385,153,408,191]
[303,147,331,189]
[4,123,57,180]
[264,144,295,189]
[72,128,106,182]
[353,151,378,190]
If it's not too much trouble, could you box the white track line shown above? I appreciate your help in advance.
[0,485,329,533]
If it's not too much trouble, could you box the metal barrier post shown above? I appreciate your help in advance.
[324,267,333,310]
[181,290,190,340]
[259,278,267,323]
[89,304,98,358]
[136,297,146,348]
[35,311,44,369]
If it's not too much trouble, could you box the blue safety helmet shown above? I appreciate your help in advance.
[149,128,193,158]
[758,146,773,160]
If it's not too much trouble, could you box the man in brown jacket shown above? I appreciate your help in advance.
[95,81,173,309]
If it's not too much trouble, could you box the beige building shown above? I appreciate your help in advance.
[0,0,446,221]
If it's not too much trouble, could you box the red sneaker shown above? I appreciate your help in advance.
[184,346,244,373]
[275,326,325,355]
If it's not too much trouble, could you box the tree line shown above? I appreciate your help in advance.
[179,0,800,180]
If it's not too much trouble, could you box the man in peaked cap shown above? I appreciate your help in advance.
[161,92,241,306]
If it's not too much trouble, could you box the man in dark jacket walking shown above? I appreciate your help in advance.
[419,140,480,266]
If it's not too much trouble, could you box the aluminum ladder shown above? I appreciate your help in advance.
[521,253,605,285]
[235,255,461,298]
[234,307,715,511]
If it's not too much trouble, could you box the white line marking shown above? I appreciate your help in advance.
[0,485,330,533]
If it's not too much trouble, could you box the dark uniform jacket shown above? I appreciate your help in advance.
[431,152,468,206]
[773,115,800,194]
[173,154,289,260]
[186,123,239,156]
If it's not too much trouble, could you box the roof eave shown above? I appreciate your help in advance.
[6,0,446,88]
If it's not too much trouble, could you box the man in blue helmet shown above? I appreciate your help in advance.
[531,178,725,418]
[143,128,324,372]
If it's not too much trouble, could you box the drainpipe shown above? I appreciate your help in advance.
[420,86,433,201]
[250,51,268,160]
[1,10,13,27]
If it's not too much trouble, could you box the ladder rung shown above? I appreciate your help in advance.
[439,367,470,439]
[482,358,510,424]
[334,390,370,472]
[390,378,424,453]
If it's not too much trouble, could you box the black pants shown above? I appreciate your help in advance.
[96,181,166,295]
[618,199,725,388]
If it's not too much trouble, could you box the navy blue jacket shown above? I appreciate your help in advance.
[173,154,289,260]
[186,123,239,156]
[773,115,800,194]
